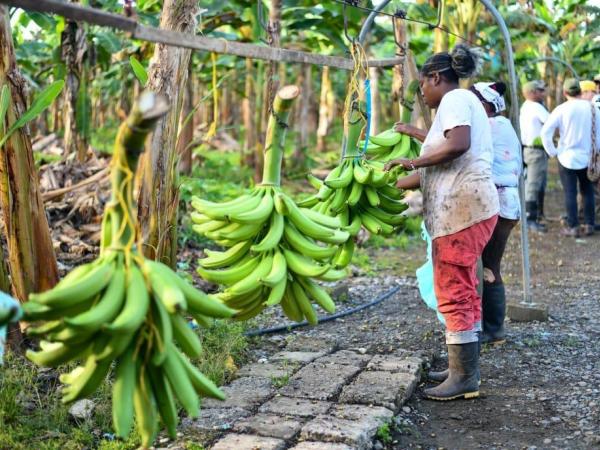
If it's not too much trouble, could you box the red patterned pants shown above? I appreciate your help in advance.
[432,215,498,344]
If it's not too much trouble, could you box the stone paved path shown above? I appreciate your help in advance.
[183,339,426,450]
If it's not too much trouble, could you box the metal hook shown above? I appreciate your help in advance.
[342,1,356,45]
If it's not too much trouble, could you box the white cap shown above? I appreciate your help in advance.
[472,82,506,113]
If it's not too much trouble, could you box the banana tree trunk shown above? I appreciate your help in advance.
[0,6,59,303]
[177,62,194,175]
[61,16,88,161]
[242,58,257,167]
[293,64,312,170]
[316,66,333,152]
[433,0,449,52]
[368,66,381,135]
[137,0,198,267]
[0,239,10,294]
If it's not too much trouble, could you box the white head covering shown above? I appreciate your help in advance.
[472,82,506,113]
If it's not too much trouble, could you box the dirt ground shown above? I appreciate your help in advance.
[247,163,600,450]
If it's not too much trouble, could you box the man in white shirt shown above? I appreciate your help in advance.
[520,80,549,232]
[540,78,598,237]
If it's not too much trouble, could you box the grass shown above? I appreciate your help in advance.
[0,319,248,449]
[376,421,393,445]
[270,374,290,389]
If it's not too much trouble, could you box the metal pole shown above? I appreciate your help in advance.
[358,0,392,45]
[479,0,532,304]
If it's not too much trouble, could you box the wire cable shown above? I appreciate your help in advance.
[244,285,402,337]
[332,0,478,46]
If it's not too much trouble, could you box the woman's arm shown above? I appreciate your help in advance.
[385,125,471,172]
[394,123,428,143]
[395,172,421,190]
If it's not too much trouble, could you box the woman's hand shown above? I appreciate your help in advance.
[394,122,427,142]
[384,158,415,172]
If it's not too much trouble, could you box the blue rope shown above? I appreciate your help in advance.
[360,78,371,156]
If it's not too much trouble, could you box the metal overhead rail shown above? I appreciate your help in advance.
[4,0,404,71]
[479,0,532,305]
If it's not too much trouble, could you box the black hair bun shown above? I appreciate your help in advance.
[491,81,507,96]
[450,44,483,79]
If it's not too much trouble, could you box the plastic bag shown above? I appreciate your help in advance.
[0,292,22,365]
[416,221,445,324]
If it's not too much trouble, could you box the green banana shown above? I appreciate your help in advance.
[198,240,251,269]
[266,276,287,306]
[317,268,348,282]
[297,277,336,313]
[146,263,187,313]
[224,253,273,296]
[229,190,273,224]
[333,239,355,269]
[325,160,354,188]
[62,349,112,403]
[29,260,114,308]
[150,298,172,366]
[148,365,178,439]
[291,280,318,325]
[104,265,149,334]
[251,212,284,252]
[163,347,200,417]
[280,284,304,322]
[347,180,363,206]
[282,195,335,241]
[344,213,362,236]
[196,256,260,285]
[260,250,287,287]
[369,128,402,146]
[193,220,228,236]
[171,314,202,358]
[66,261,126,331]
[175,348,225,400]
[364,185,380,207]
[300,207,341,228]
[26,340,90,367]
[283,248,330,277]
[134,370,159,449]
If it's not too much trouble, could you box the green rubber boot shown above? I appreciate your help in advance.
[424,342,480,401]
[428,332,481,384]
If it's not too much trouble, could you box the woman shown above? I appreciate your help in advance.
[470,82,522,345]
[385,44,499,401]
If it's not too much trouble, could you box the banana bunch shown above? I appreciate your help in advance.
[24,251,234,443]
[21,93,235,449]
[361,128,421,163]
[191,86,347,324]
[300,157,407,239]
[298,120,408,266]
[360,79,422,164]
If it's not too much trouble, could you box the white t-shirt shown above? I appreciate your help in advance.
[420,89,499,239]
[489,116,522,220]
[540,99,600,170]
[520,100,549,147]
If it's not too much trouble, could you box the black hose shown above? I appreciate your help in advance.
[244,285,402,337]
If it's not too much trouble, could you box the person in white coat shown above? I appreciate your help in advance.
[470,81,522,345]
